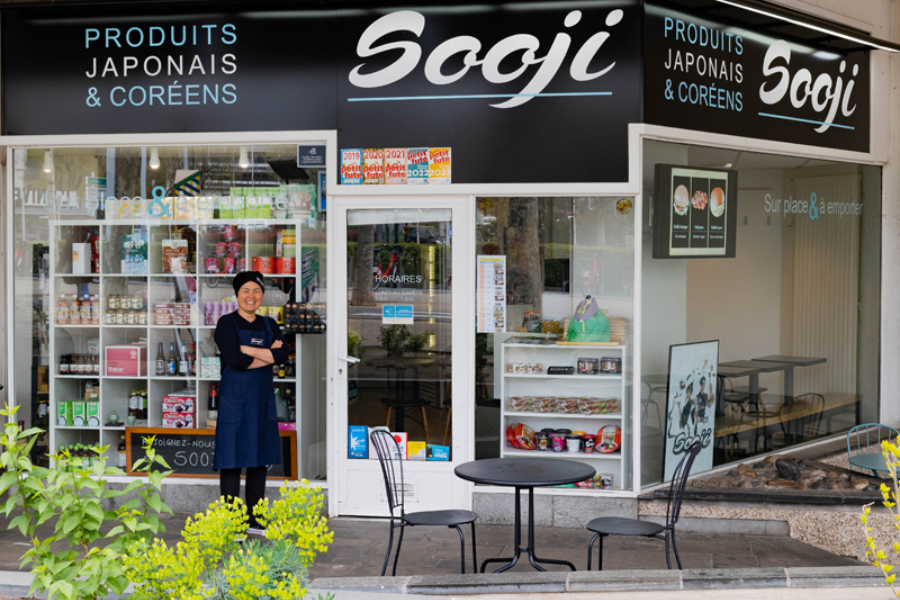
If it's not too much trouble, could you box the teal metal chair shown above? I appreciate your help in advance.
[847,424,900,477]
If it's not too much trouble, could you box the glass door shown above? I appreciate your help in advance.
[333,201,471,516]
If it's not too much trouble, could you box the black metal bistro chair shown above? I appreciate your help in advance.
[370,429,477,576]
[585,441,702,570]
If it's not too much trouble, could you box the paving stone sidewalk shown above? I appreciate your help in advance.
[309,518,862,580]
[0,511,862,580]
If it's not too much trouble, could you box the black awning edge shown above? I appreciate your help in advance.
[715,0,900,53]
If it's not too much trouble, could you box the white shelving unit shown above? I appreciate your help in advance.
[499,339,629,490]
[48,219,321,475]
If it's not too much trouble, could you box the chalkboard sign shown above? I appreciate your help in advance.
[126,428,297,479]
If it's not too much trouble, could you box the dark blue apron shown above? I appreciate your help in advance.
[213,316,282,470]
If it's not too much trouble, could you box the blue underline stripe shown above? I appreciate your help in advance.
[348,91,613,102]
[758,112,855,130]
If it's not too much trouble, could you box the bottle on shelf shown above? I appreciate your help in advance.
[118,435,127,468]
[90,295,100,325]
[168,343,177,376]
[80,295,91,325]
[179,344,189,377]
[69,296,81,325]
[208,383,219,430]
[141,389,148,421]
[56,295,69,325]
[277,364,286,379]
[156,342,166,376]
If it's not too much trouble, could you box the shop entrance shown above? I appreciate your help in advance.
[332,198,472,516]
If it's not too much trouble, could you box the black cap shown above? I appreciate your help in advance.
[233,271,265,294]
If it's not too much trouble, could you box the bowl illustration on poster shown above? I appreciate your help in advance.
[691,190,708,210]
[673,185,690,216]
[616,197,633,215]
[710,187,725,217]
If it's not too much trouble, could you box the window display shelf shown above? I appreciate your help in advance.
[503,373,621,380]
[54,217,310,227]
[55,375,99,379]
[504,411,622,420]
[503,447,622,460]
[499,339,629,491]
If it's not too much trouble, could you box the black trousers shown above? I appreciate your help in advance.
[220,466,268,528]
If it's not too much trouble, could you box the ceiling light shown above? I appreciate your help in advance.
[42,150,53,173]
[149,148,160,170]
[724,163,733,168]
[239,146,251,169]
[716,0,900,53]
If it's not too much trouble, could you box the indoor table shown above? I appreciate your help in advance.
[751,355,827,402]
[455,457,595,573]
[719,360,793,406]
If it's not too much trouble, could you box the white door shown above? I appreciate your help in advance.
[330,196,473,516]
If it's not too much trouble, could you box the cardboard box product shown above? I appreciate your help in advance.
[407,441,427,461]
[72,243,90,274]
[389,432,408,460]
[105,345,148,377]
[162,412,195,428]
[426,444,450,461]
[72,402,86,426]
[86,402,101,427]
[367,426,390,460]
[348,425,369,459]
[57,401,73,426]
[162,395,196,413]
[162,239,188,274]
[121,233,148,274]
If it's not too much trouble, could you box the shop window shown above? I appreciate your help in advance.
[475,197,636,492]
[640,140,881,487]
[11,145,328,481]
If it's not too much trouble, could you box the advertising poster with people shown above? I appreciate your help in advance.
[663,340,719,481]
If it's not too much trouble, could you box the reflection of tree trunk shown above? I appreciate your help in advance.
[508,198,542,314]
[352,224,375,306]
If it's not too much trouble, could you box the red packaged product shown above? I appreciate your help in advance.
[506,422,536,451]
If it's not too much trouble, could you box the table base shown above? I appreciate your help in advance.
[480,486,577,573]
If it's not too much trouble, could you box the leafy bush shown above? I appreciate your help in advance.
[378,325,432,357]
[0,405,173,600]
[126,479,333,600]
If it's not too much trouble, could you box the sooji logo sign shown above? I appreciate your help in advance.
[348,8,625,108]
[644,4,869,151]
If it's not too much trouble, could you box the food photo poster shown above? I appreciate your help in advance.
[652,164,738,259]
[663,340,719,482]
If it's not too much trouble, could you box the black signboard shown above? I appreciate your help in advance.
[335,2,643,183]
[644,0,870,152]
[653,164,738,258]
[0,1,643,184]
[126,428,296,479]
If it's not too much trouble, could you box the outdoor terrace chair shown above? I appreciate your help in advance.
[370,429,477,576]
[585,441,701,570]
[847,423,900,477]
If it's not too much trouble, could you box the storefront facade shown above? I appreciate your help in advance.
[0,0,896,519]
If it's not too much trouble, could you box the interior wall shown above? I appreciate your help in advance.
[685,170,785,394]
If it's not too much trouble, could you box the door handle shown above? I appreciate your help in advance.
[339,355,360,364]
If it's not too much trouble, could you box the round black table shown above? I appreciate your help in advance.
[455,457,596,573]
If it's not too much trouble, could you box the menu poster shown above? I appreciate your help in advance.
[429,148,452,184]
[363,148,385,184]
[407,148,429,185]
[477,255,506,334]
[652,164,738,259]
[340,149,363,185]
[384,148,408,184]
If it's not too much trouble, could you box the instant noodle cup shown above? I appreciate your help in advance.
[595,425,622,453]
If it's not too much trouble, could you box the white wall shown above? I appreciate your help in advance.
[685,170,784,396]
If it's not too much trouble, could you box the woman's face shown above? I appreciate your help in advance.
[237,282,264,314]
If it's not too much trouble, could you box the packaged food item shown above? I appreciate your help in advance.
[162,412,195,428]
[578,397,602,415]
[602,398,621,414]
[577,357,599,374]
[275,257,295,274]
[224,257,236,274]
[162,395,196,413]
[506,422,535,450]
[253,257,274,273]
[228,242,242,258]
[595,425,622,453]
[426,444,450,461]
[215,242,227,258]
[536,430,549,451]
[565,434,582,453]
[556,397,578,414]
[601,357,622,374]
[582,435,595,454]
[407,441,427,461]
[536,397,556,413]
[550,432,566,452]
[206,258,221,273]
[224,225,236,242]
[162,239,188,274]
[509,396,533,412]
[72,402,86,426]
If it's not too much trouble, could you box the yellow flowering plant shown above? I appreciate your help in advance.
[861,436,900,595]
[0,404,173,600]
[126,479,333,600]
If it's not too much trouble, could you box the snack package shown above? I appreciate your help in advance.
[595,425,622,453]
[506,422,536,450]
